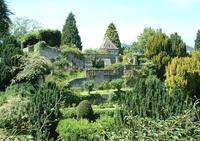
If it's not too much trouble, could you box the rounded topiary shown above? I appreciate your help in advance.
[77,100,94,121]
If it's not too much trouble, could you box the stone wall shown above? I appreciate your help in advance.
[68,77,89,87]
[39,47,59,60]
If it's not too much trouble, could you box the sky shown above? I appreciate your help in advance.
[7,0,200,50]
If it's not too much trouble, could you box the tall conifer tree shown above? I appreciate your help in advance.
[62,12,82,50]
[104,23,122,54]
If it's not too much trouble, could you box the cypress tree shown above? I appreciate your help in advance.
[104,23,122,54]
[194,30,200,50]
[62,12,82,50]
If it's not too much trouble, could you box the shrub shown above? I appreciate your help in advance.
[56,116,115,140]
[121,76,194,120]
[60,45,84,59]
[112,108,200,140]
[21,32,39,48]
[13,55,52,83]
[110,78,124,91]
[92,58,104,68]
[0,95,28,130]
[38,29,61,47]
[76,100,95,121]
[26,82,61,140]
[60,85,81,107]
[84,80,94,94]
[98,80,110,90]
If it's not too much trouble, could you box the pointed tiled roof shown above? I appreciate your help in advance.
[99,37,118,50]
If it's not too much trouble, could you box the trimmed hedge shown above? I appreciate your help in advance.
[38,29,61,47]
[21,29,61,48]
[56,116,115,140]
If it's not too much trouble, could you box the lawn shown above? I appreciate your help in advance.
[80,88,133,96]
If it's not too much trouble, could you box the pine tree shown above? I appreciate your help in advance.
[62,12,82,50]
[104,23,122,54]
[194,30,200,50]
[0,0,12,35]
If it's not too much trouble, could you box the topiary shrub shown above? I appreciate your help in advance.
[77,100,95,122]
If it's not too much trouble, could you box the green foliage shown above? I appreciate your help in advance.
[26,82,61,140]
[62,12,82,50]
[98,80,110,90]
[56,116,115,141]
[21,32,39,48]
[0,0,12,35]
[38,29,61,47]
[60,85,81,107]
[104,23,122,54]
[136,27,156,53]
[122,76,193,120]
[0,36,22,90]
[166,51,200,98]
[0,95,28,130]
[60,45,84,59]
[104,63,123,70]
[170,32,187,57]
[84,48,97,54]
[110,78,124,91]
[61,107,117,119]
[84,80,94,94]
[195,30,200,50]
[76,100,95,121]
[144,29,172,78]
[112,106,200,141]
[92,58,104,68]
[13,55,52,83]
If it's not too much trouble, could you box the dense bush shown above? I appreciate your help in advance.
[13,55,52,83]
[21,32,39,48]
[56,116,115,140]
[0,36,22,90]
[121,76,194,120]
[110,78,124,91]
[0,95,28,130]
[26,82,61,140]
[92,58,104,68]
[60,45,84,59]
[76,100,95,121]
[60,85,81,107]
[111,107,200,140]
[38,29,61,47]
